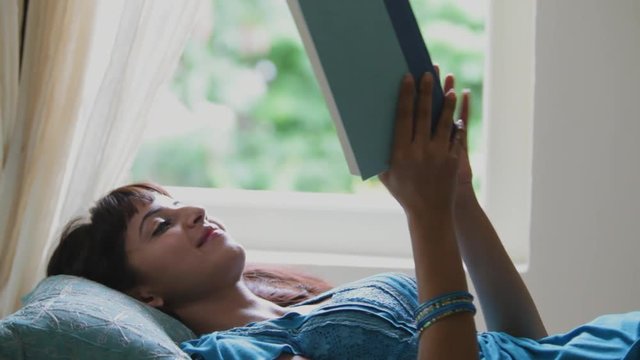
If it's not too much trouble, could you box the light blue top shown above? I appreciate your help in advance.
[180,273,640,360]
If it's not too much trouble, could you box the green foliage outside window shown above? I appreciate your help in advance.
[130,0,485,193]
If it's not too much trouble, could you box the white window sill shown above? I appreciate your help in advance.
[165,186,528,281]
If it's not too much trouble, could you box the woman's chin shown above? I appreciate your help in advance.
[227,242,247,280]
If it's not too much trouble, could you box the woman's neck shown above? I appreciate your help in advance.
[172,280,287,335]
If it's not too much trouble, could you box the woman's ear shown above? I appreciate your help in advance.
[128,287,165,308]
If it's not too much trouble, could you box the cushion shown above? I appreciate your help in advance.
[0,275,196,359]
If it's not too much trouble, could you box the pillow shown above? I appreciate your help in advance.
[0,275,196,359]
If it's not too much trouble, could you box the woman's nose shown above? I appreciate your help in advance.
[184,206,206,227]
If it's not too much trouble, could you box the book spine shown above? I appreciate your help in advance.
[384,0,444,133]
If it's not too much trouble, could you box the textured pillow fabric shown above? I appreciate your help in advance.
[0,275,195,359]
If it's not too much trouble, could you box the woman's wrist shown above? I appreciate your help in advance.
[403,202,454,221]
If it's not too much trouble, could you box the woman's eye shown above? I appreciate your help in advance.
[152,220,172,236]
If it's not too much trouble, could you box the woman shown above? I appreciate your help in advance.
[47,71,640,360]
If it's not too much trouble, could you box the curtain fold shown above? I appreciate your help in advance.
[0,0,203,316]
[0,0,22,296]
[0,0,97,314]
[0,0,22,172]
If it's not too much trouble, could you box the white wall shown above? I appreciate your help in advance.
[525,0,640,334]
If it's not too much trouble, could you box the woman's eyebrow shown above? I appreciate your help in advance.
[138,200,181,236]
[139,207,163,237]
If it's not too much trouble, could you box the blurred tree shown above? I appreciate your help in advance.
[131,0,485,194]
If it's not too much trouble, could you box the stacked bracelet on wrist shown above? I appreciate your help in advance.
[415,291,476,335]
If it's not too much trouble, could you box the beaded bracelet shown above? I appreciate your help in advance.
[414,291,474,319]
[416,302,476,335]
[415,297,474,322]
[415,291,476,335]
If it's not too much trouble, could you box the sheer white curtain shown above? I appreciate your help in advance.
[0,0,203,316]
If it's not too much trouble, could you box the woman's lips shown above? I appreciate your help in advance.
[198,227,224,248]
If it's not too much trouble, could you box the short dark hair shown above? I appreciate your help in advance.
[47,183,170,292]
[47,182,333,309]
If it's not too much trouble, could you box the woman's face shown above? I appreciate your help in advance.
[124,193,245,308]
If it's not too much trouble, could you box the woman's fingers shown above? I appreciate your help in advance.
[450,123,465,157]
[459,90,471,151]
[442,74,456,146]
[435,89,457,146]
[391,74,416,159]
[444,73,455,93]
[391,72,465,161]
[414,72,433,146]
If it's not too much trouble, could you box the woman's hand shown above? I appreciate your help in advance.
[430,69,547,340]
[379,72,464,215]
[381,73,479,360]
[433,66,473,190]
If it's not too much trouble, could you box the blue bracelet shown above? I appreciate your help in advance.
[416,298,474,323]
[414,291,474,319]
[416,301,477,335]
[416,301,477,328]
[414,291,476,335]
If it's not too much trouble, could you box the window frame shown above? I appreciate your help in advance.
[158,0,535,284]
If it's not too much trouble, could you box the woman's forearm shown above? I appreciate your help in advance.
[380,72,479,359]
[454,187,547,339]
[406,208,479,360]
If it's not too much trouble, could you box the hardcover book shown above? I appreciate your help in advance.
[287,0,444,180]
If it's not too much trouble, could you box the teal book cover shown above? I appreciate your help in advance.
[287,0,443,180]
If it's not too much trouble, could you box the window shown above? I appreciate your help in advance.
[477,0,535,267]
[127,0,534,280]
[132,0,486,194]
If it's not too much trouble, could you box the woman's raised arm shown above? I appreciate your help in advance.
[380,73,479,360]
[442,71,547,339]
